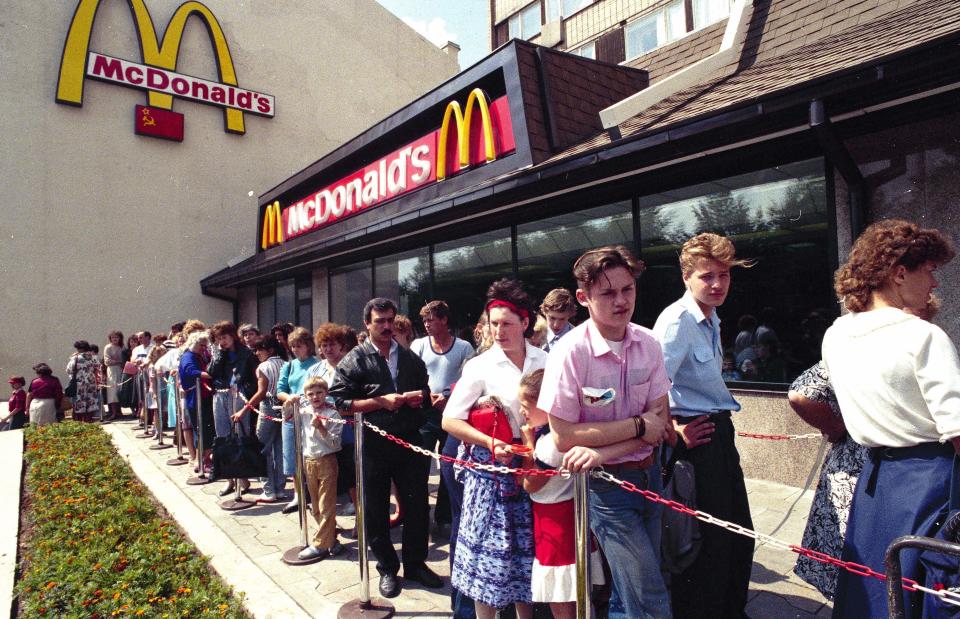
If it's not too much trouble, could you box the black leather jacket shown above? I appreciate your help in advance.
[329,340,430,443]
[207,345,258,399]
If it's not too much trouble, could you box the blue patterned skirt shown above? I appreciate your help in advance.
[452,445,534,608]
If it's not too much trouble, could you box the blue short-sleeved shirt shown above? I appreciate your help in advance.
[653,291,740,416]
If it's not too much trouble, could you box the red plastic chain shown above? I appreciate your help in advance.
[736,432,820,440]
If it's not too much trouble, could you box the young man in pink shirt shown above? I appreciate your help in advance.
[538,245,674,619]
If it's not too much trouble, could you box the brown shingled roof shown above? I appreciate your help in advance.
[545,0,960,163]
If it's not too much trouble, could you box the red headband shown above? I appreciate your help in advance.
[486,299,530,321]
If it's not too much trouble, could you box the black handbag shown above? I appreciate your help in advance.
[64,357,79,398]
[211,423,267,480]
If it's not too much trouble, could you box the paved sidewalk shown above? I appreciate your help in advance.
[101,417,832,618]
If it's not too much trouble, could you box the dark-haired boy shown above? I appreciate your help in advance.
[540,287,577,352]
[538,245,673,619]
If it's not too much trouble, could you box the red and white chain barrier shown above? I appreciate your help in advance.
[274,407,959,608]
[736,431,822,441]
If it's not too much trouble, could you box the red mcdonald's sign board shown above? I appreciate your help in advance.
[262,89,514,250]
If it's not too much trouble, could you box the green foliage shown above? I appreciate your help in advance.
[16,422,247,618]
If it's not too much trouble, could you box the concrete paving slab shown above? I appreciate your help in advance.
[0,429,23,619]
[101,417,834,618]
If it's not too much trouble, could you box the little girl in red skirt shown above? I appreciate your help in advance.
[516,370,604,618]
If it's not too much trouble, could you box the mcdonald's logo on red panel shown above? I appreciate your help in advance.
[134,105,184,142]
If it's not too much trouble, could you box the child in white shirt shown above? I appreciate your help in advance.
[292,376,343,560]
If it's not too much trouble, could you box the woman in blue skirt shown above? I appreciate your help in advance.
[823,219,960,618]
[443,278,547,619]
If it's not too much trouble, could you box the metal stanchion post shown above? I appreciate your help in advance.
[167,377,188,466]
[186,381,212,485]
[95,367,107,424]
[283,398,322,563]
[136,371,146,430]
[150,371,172,451]
[137,371,154,438]
[221,386,255,511]
[339,412,395,619]
[574,470,593,619]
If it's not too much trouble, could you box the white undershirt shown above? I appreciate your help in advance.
[604,338,624,357]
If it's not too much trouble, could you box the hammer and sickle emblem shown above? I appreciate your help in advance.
[141,107,157,127]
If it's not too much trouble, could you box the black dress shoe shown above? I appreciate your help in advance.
[218,484,236,497]
[405,565,443,589]
[379,573,401,598]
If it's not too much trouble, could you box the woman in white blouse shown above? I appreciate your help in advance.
[442,278,547,619]
[823,219,959,619]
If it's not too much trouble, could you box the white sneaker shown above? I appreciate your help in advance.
[298,545,325,560]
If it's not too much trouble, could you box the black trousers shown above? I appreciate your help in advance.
[420,415,451,525]
[671,412,754,619]
[363,432,431,576]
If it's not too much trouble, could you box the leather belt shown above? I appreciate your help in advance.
[608,453,654,471]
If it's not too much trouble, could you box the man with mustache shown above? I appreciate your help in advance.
[329,297,442,599]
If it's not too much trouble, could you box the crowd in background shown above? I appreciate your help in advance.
[4,218,959,619]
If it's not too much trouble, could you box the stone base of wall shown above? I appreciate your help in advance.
[732,390,826,489]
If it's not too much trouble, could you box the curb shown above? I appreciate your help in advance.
[104,424,314,619]
[0,429,23,619]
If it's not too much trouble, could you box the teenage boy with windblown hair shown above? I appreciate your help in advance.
[652,232,755,618]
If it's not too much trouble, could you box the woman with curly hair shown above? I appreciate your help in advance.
[442,278,547,618]
[823,219,960,618]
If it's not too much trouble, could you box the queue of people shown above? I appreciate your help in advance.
[4,218,957,619]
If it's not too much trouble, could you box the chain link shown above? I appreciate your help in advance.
[222,392,960,608]
[591,469,960,608]
[736,432,822,441]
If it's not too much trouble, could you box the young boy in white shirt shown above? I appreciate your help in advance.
[293,376,344,560]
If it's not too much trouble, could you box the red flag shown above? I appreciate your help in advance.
[134,104,184,142]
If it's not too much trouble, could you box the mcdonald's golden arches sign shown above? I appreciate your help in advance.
[56,0,275,139]
[260,88,515,251]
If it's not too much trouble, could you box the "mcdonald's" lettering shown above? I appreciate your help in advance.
[56,0,274,136]
[260,91,516,251]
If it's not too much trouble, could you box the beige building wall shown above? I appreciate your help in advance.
[0,0,457,378]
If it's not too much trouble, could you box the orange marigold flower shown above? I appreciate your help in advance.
[45,582,56,589]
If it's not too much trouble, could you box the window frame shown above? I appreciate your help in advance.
[622,0,731,62]
[546,0,593,22]
[507,1,543,41]
[569,40,596,59]
[692,0,732,31]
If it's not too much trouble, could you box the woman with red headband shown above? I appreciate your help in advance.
[442,278,547,619]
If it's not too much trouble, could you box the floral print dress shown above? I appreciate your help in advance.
[67,352,101,416]
[792,361,868,600]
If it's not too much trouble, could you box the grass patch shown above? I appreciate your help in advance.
[16,422,247,618]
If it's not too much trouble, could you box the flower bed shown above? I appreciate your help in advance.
[16,422,247,617]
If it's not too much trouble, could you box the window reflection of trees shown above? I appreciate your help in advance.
[639,159,834,385]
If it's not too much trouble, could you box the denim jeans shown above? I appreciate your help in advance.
[589,463,671,619]
[256,402,285,498]
[213,391,244,438]
[282,419,296,476]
